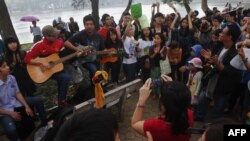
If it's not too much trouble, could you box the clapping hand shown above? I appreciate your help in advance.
[238,47,246,59]
[210,55,219,65]
[201,49,212,60]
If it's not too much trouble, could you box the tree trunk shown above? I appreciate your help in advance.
[91,0,100,30]
[0,0,18,40]
[119,0,133,25]
[183,0,191,14]
[201,0,211,13]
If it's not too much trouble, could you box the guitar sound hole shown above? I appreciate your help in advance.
[49,61,55,67]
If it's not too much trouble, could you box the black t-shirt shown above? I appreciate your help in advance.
[69,30,104,51]
[67,30,104,63]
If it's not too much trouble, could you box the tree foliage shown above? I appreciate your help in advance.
[72,0,87,8]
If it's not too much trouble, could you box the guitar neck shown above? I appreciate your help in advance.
[53,53,77,65]
[94,51,112,55]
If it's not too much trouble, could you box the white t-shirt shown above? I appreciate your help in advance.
[31,26,42,36]
[218,48,228,62]
[137,39,153,57]
[123,36,137,64]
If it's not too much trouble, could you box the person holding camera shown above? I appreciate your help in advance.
[131,75,194,141]
[199,18,213,50]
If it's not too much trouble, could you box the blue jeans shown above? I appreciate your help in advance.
[123,63,136,82]
[196,90,210,119]
[82,62,98,78]
[213,94,230,119]
[51,70,70,101]
[0,116,19,141]
[82,62,98,97]
[25,96,47,125]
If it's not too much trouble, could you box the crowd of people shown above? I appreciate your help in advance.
[1,1,250,141]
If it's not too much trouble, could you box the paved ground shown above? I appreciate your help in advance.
[118,87,202,141]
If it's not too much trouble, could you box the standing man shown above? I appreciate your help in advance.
[68,17,79,35]
[30,21,42,44]
[25,25,71,107]
[202,23,242,118]
[64,15,104,97]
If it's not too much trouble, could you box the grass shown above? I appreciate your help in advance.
[21,43,33,51]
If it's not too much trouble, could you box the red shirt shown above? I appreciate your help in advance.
[24,38,64,63]
[143,109,194,141]
[98,27,108,39]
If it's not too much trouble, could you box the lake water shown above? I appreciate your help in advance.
[9,2,250,44]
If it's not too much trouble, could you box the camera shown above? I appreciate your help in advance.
[151,77,164,88]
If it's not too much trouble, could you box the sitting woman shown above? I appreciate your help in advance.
[131,75,194,141]
[4,36,37,97]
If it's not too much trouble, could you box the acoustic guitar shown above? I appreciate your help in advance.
[77,45,117,64]
[27,52,81,84]
[99,48,118,64]
[27,46,116,83]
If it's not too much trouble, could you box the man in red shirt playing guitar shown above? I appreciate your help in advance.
[24,25,83,107]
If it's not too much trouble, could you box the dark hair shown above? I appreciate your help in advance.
[180,17,189,29]
[4,36,21,52]
[226,23,241,43]
[169,40,180,49]
[141,27,153,41]
[0,57,5,66]
[160,81,191,135]
[54,109,118,141]
[154,32,165,47]
[213,15,223,23]
[154,12,164,19]
[83,14,96,25]
[205,118,239,141]
[212,29,223,37]
[4,37,22,66]
[122,12,131,17]
[105,28,121,48]
[101,13,110,23]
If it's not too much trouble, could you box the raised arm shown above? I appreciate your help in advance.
[170,12,179,31]
[188,10,193,31]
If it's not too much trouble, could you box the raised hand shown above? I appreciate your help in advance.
[161,74,173,82]
[139,78,152,105]
[201,49,212,60]
[237,47,246,59]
